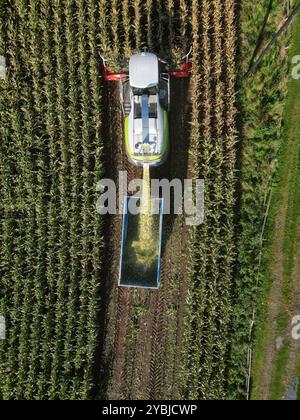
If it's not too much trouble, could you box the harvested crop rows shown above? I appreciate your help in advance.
[0,0,238,400]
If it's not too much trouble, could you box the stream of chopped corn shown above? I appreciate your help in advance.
[131,165,155,267]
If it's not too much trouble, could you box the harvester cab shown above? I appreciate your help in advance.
[100,48,192,168]
[100,48,191,288]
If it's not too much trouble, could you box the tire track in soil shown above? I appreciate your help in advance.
[114,153,142,400]
[148,78,191,400]
[125,290,152,400]
[100,83,130,399]
[149,289,166,400]
[137,291,159,399]
[104,81,143,399]
[170,78,193,399]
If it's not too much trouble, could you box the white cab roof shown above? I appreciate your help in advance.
[129,53,159,88]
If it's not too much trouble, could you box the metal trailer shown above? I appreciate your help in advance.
[119,196,164,289]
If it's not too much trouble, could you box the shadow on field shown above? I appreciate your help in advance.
[152,77,192,261]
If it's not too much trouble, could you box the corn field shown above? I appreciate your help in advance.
[0,0,289,401]
[0,0,104,399]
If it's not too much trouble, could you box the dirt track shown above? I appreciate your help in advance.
[101,79,192,400]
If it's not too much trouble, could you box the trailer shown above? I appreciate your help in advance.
[119,196,164,289]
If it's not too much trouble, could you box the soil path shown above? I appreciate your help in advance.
[106,79,192,400]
